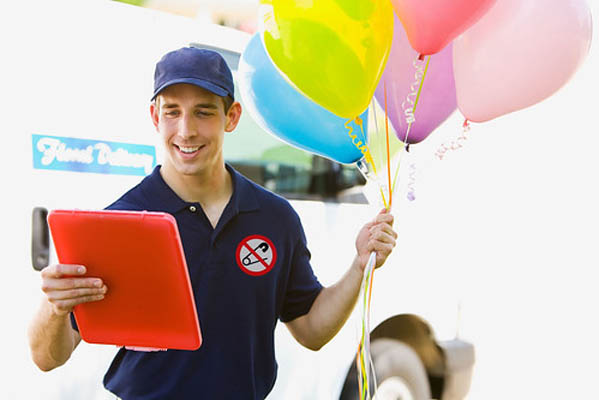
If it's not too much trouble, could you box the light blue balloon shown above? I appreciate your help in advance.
[238,34,368,164]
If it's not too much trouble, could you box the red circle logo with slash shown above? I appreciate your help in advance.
[236,235,277,276]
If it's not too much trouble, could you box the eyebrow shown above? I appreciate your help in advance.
[162,102,219,109]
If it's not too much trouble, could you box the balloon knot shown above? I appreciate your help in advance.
[418,54,425,61]
[354,116,363,126]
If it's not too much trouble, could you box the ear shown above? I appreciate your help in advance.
[150,101,159,130]
[225,102,242,133]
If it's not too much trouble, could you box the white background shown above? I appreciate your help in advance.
[401,4,599,396]
[1,1,598,399]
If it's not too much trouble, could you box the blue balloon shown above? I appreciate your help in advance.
[238,34,368,164]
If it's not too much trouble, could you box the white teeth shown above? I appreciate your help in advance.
[178,146,200,154]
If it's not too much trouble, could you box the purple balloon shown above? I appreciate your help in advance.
[375,15,457,144]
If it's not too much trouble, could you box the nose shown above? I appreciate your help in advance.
[177,112,198,140]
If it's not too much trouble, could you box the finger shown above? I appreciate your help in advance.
[51,294,106,314]
[47,285,108,301]
[369,238,396,255]
[42,277,104,292]
[369,223,398,240]
[370,242,395,260]
[374,212,394,226]
[42,264,86,279]
[371,230,397,246]
[382,225,398,240]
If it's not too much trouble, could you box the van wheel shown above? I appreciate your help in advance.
[339,338,431,400]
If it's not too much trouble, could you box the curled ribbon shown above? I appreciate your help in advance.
[406,163,417,201]
[436,119,471,160]
[345,118,376,172]
[400,56,430,141]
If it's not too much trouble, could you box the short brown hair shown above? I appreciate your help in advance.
[154,94,234,114]
[222,95,234,114]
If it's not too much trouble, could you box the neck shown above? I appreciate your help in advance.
[160,162,233,207]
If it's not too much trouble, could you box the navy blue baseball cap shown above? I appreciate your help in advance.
[151,47,235,101]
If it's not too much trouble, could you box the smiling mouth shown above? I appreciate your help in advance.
[175,144,204,155]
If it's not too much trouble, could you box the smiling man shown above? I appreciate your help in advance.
[28,47,397,400]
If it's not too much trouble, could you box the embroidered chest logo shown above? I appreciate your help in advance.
[235,235,277,276]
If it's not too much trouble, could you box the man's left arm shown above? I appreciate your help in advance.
[285,209,397,351]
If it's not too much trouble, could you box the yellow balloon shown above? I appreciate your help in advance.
[260,0,393,119]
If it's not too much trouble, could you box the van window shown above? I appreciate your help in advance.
[191,43,366,203]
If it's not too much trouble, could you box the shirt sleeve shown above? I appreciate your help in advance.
[279,220,323,323]
[70,312,79,331]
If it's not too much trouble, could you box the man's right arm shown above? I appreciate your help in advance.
[28,264,107,371]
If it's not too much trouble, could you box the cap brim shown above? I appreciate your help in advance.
[151,78,229,100]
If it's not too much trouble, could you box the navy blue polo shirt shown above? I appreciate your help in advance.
[71,164,323,399]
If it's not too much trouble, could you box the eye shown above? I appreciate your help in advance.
[164,110,180,117]
[195,110,214,117]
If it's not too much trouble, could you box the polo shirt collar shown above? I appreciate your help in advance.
[144,166,187,214]
[145,164,260,215]
[225,163,260,214]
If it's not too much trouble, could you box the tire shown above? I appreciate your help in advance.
[339,338,431,400]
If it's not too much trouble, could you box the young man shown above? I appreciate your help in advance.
[28,47,397,399]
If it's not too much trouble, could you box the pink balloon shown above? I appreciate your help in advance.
[375,14,457,145]
[390,0,497,55]
[453,0,593,123]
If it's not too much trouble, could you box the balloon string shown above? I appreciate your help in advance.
[356,117,377,175]
[358,256,371,399]
[400,55,430,144]
[391,55,431,199]
[435,119,471,160]
[370,98,385,180]
[348,117,389,209]
[367,100,390,210]
[357,303,368,398]
[365,256,376,395]
[383,83,392,210]
[356,251,377,400]
[355,343,361,396]
[371,99,389,205]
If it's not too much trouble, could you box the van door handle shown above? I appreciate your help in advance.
[32,207,49,271]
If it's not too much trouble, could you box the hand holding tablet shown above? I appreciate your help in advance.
[48,209,202,351]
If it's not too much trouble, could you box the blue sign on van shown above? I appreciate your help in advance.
[32,134,156,176]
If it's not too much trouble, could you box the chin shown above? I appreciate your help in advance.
[178,166,204,176]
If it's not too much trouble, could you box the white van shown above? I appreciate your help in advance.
[5,1,474,399]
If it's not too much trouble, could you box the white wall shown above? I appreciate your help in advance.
[1,0,597,399]
[0,1,248,398]
[398,3,599,397]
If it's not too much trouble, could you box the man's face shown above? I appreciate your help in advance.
[151,83,239,178]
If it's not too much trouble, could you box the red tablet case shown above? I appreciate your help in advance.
[47,209,202,351]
